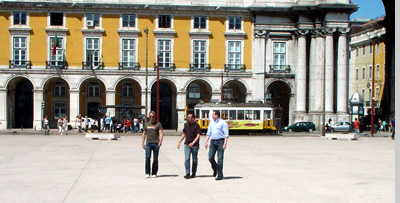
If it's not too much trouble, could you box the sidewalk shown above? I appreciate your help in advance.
[0,131,395,202]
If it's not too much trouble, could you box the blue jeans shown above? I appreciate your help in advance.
[184,145,199,175]
[208,139,225,178]
[145,143,160,175]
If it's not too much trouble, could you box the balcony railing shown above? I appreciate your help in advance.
[9,60,32,69]
[118,62,140,70]
[189,63,211,72]
[153,63,176,71]
[46,61,67,69]
[82,61,104,70]
[269,65,291,73]
[224,64,245,72]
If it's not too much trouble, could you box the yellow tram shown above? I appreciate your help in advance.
[194,102,282,134]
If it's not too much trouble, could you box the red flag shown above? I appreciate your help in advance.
[52,33,59,56]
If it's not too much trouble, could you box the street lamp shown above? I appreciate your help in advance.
[144,27,149,118]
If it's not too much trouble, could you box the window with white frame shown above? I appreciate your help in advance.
[188,83,201,99]
[158,39,172,68]
[362,89,365,102]
[54,102,67,119]
[88,82,100,97]
[377,43,380,53]
[87,13,100,27]
[227,41,241,69]
[158,15,171,28]
[362,67,365,80]
[193,16,206,29]
[369,42,373,54]
[122,39,136,65]
[193,40,206,68]
[228,16,241,30]
[376,88,379,101]
[13,12,27,25]
[369,65,372,80]
[122,14,136,27]
[50,13,63,26]
[273,42,286,70]
[54,81,67,96]
[356,47,359,57]
[49,36,64,65]
[13,37,27,65]
[362,45,365,56]
[86,38,100,67]
[376,64,380,80]
[356,68,359,80]
[368,88,372,101]
[122,82,134,97]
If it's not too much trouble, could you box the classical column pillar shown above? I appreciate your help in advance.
[69,90,80,120]
[176,91,187,131]
[252,30,267,102]
[0,89,7,130]
[105,90,116,117]
[141,90,150,116]
[309,29,325,113]
[33,89,44,130]
[337,28,350,114]
[325,28,336,113]
[295,29,308,121]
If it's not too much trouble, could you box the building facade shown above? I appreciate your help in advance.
[0,0,356,131]
[349,18,386,120]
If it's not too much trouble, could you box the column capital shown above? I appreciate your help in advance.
[338,27,350,35]
[311,29,325,38]
[254,29,267,38]
[324,28,337,36]
[295,29,309,37]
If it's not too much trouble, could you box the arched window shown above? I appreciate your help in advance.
[122,82,134,97]
[54,102,66,119]
[88,82,100,97]
[54,81,66,96]
[188,83,200,99]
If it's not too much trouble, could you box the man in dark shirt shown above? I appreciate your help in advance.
[177,114,201,179]
[142,111,163,178]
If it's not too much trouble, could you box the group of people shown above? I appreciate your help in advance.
[56,116,69,136]
[353,116,395,140]
[142,110,229,181]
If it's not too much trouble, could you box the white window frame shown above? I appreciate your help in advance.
[121,38,137,64]
[355,68,359,81]
[192,39,208,68]
[49,35,64,64]
[362,67,366,80]
[272,41,287,70]
[226,40,243,69]
[86,13,101,27]
[227,16,242,30]
[121,14,136,28]
[12,11,28,26]
[157,14,173,29]
[157,38,173,68]
[193,16,207,29]
[188,83,201,99]
[12,36,28,65]
[85,37,102,68]
[376,64,380,80]
[369,65,372,80]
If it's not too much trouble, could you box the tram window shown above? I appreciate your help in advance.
[238,110,244,120]
[202,110,209,119]
[221,110,228,120]
[195,109,200,118]
[265,110,271,119]
[245,110,252,120]
[229,110,236,120]
[253,110,260,120]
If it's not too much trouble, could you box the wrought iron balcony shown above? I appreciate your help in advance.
[153,63,176,71]
[189,63,211,72]
[118,62,140,70]
[46,61,67,69]
[224,64,245,72]
[269,65,291,73]
[82,61,104,70]
[9,60,32,69]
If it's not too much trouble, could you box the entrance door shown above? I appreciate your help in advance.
[15,80,33,128]
[87,102,100,119]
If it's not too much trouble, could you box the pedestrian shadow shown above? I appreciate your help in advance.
[191,175,243,180]
[155,174,179,178]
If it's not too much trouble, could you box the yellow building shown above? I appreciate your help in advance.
[349,18,386,119]
[0,1,356,131]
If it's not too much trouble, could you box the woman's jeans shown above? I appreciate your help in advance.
[184,144,199,175]
[208,139,225,178]
[145,143,159,175]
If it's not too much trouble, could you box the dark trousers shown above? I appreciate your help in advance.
[145,143,160,175]
[208,139,225,178]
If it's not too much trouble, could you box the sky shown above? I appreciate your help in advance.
[350,0,385,20]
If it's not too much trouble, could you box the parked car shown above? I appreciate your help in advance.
[331,122,351,133]
[283,122,316,133]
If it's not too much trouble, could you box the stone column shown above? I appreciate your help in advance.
[325,28,336,114]
[33,89,44,130]
[176,91,187,131]
[105,90,116,117]
[141,90,150,116]
[0,89,7,130]
[337,28,350,114]
[252,30,267,102]
[309,29,325,113]
[294,29,308,122]
[69,90,80,120]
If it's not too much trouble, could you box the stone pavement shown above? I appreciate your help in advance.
[0,129,395,202]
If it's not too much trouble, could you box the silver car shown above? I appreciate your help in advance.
[331,122,351,133]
